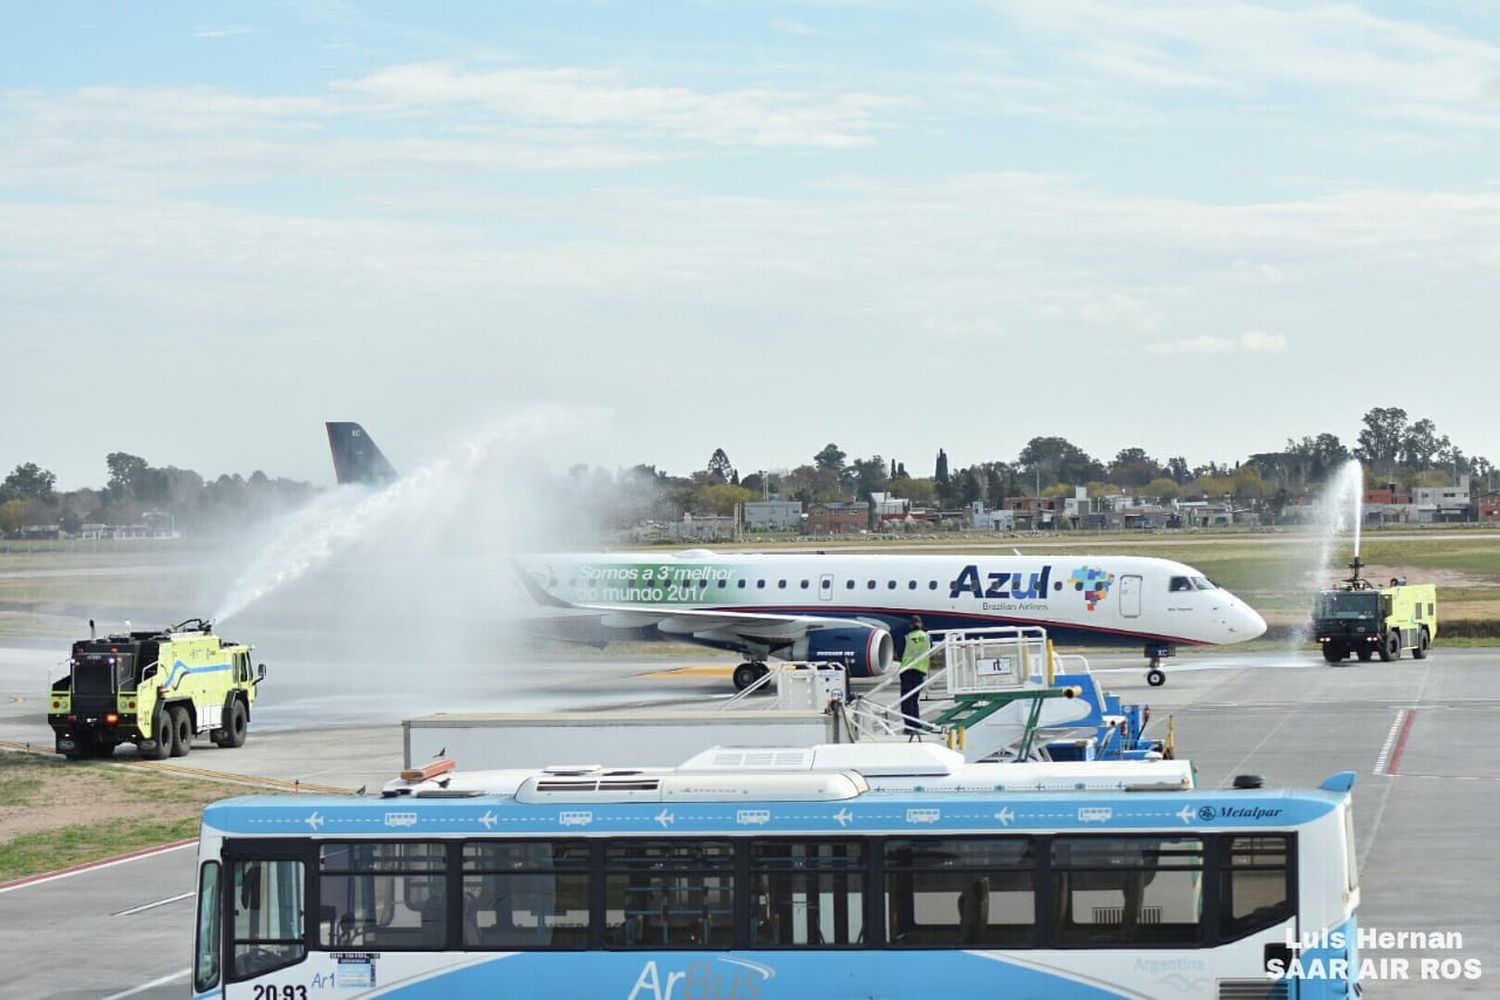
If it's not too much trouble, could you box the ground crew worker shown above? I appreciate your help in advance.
[899,616,931,736]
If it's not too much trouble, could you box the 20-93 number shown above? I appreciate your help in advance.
[252,985,308,1000]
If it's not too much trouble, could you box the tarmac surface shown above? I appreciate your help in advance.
[1,643,1496,998]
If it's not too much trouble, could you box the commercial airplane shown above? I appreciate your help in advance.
[326,422,1267,688]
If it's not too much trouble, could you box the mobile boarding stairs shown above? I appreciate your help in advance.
[719,626,1170,765]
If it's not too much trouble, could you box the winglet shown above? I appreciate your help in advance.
[326,422,398,486]
[510,558,574,609]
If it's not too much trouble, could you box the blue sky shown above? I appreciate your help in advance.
[4,2,1499,488]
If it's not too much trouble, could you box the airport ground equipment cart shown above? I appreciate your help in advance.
[47,617,265,760]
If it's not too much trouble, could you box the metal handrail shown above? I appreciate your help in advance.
[716,660,847,711]
[717,663,783,709]
[849,625,1061,744]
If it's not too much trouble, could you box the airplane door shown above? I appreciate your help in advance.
[1120,575,1142,618]
[819,574,834,602]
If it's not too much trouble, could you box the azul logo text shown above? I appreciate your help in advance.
[950,565,1053,601]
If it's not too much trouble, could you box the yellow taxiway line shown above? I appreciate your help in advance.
[638,664,736,679]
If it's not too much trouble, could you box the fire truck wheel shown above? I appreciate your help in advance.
[144,706,173,760]
[223,699,248,748]
[1412,630,1430,660]
[1378,633,1399,662]
[169,705,193,757]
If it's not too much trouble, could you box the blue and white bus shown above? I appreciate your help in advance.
[191,745,1359,999]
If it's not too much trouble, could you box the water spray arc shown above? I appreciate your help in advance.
[211,412,573,625]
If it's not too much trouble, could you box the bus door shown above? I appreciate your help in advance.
[1119,575,1142,618]
[216,840,310,997]
[819,574,834,601]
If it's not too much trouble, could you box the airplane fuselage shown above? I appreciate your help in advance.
[518,550,1266,652]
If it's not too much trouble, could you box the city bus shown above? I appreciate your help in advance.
[191,745,1359,999]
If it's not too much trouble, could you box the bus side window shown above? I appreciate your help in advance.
[1217,835,1292,941]
[883,838,1035,948]
[1050,837,1204,947]
[230,858,306,981]
[319,842,447,950]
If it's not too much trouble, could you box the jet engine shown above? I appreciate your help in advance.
[790,626,895,678]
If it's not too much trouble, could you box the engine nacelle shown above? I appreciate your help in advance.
[791,626,895,679]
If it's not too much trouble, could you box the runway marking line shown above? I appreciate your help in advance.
[112,889,194,917]
[0,838,197,895]
[102,967,189,1000]
[1372,709,1407,776]
[1387,708,1418,776]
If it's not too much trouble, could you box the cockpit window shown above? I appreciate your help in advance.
[1191,576,1217,590]
[1170,576,1192,592]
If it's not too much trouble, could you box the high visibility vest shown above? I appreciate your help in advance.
[901,630,931,674]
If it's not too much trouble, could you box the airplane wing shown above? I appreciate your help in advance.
[577,603,876,642]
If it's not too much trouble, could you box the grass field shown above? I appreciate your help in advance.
[0,752,247,882]
[2,527,1497,640]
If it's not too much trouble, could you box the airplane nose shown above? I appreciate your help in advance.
[1231,600,1267,639]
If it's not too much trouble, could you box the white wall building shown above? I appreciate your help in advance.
[743,500,803,531]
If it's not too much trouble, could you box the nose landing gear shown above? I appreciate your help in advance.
[1144,644,1174,687]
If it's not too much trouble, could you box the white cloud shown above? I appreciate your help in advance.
[999,1,1500,130]
[1241,329,1288,353]
[335,62,906,148]
[193,25,256,39]
[1147,335,1237,356]
[1148,330,1289,356]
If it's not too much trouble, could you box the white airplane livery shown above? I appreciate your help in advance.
[326,422,1267,687]
[511,549,1266,688]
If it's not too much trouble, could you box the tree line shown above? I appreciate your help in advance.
[569,406,1493,529]
[0,452,314,535]
[2,407,1492,536]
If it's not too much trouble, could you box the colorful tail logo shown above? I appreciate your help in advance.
[1069,566,1116,611]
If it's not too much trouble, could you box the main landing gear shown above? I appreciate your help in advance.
[1144,644,1174,687]
[733,660,771,692]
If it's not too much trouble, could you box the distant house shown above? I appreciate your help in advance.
[1364,483,1410,505]
[663,514,737,541]
[969,502,1015,531]
[1413,475,1474,523]
[1478,491,1500,523]
[1003,496,1062,530]
[1174,500,1233,528]
[743,500,802,531]
[868,492,911,522]
[806,502,869,534]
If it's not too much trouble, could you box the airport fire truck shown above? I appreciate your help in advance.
[47,618,264,760]
[1313,557,1437,664]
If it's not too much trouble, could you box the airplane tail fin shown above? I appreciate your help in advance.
[326,422,398,486]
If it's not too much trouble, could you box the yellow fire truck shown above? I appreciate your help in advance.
[47,618,264,760]
[1313,558,1437,663]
